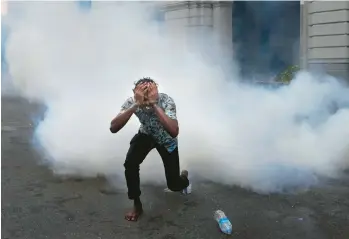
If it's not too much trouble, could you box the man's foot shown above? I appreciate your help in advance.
[125,200,143,222]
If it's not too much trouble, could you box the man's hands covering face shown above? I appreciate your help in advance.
[146,82,159,105]
[133,83,147,105]
[133,82,158,107]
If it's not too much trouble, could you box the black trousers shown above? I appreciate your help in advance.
[124,132,189,200]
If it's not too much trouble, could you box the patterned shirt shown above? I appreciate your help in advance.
[120,93,178,152]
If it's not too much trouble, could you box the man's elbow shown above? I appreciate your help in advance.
[170,126,179,138]
[109,125,118,134]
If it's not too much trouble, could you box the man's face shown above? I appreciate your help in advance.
[143,91,149,102]
[134,81,157,105]
[143,82,157,102]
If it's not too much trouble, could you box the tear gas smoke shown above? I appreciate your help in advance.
[5,2,349,193]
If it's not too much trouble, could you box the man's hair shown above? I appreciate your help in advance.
[134,77,156,88]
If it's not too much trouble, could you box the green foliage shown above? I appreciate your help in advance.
[275,65,300,84]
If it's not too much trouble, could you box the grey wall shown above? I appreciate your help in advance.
[301,1,349,80]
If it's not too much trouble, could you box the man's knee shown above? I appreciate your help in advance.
[166,181,181,192]
[166,174,189,192]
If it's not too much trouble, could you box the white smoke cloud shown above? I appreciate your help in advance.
[5,1,349,193]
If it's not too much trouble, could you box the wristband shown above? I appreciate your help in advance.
[131,102,140,110]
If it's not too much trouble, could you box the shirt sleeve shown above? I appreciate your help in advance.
[164,96,177,120]
[120,97,134,113]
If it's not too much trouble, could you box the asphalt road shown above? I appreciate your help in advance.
[2,96,349,239]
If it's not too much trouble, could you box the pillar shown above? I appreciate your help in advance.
[161,1,214,49]
[212,1,233,57]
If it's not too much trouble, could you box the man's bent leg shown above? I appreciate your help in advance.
[124,133,154,221]
[156,146,189,192]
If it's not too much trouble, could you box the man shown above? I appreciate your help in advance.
[110,77,190,222]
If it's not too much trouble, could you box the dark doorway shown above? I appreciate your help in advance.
[232,1,300,79]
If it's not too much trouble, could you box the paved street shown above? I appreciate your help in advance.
[2,96,349,239]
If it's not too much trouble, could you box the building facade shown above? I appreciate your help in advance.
[300,1,349,80]
[2,1,348,80]
[161,1,349,80]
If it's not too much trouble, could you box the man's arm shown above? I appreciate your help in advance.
[152,96,179,138]
[110,98,138,134]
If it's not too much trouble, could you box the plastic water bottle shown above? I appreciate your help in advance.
[214,210,232,235]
